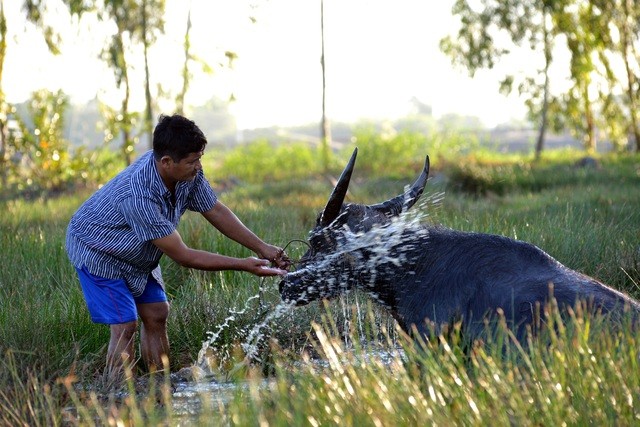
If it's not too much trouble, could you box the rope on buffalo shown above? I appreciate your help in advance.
[258,238,312,310]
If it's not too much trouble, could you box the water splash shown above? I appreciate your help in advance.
[282,191,444,306]
[193,288,297,378]
[241,300,295,362]
[195,191,444,377]
[196,294,254,359]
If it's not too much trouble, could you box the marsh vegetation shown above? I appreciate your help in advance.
[1,136,639,425]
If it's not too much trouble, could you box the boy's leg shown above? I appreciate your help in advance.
[135,269,170,372]
[74,266,139,385]
[107,321,138,382]
[137,301,170,372]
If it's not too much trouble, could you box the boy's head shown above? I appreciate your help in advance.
[153,114,208,161]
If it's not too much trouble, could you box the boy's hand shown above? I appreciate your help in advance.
[258,244,292,270]
[246,257,288,276]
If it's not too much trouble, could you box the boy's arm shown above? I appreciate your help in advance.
[152,230,286,276]
[201,201,290,268]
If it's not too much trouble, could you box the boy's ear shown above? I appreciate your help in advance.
[159,155,174,167]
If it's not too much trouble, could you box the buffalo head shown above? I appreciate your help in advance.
[279,148,430,305]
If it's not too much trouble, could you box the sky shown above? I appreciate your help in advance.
[3,0,537,130]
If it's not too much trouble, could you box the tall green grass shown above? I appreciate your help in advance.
[227,305,640,426]
[1,137,639,424]
[3,303,639,425]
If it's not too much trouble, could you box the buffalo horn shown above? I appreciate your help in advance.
[320,148,358,226]
[371,155,430,217]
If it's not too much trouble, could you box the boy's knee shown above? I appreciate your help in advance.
[139,301,170,328]
[111,321,138,339]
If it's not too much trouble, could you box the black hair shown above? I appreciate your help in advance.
[152,114,208,161]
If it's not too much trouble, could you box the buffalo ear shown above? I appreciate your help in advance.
[370,155,430,217]
[319,148,358,226]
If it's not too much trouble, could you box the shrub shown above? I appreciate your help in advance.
[347,127,479,178]
[214,140,321,183]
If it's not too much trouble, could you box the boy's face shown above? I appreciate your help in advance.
[165,151,204,182]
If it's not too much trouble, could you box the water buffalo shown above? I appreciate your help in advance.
[279,148,640,343]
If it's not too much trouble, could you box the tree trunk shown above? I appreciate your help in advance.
[121,94,132,166]
[535,7,551,161]
[142,0,153,150]
[582,80,596,153]
[320,0,331,173]
[118,33,133,166]
[0,118,6,188]
[177,8,192,116]
[0,0,7,187]
[621,0,640,152]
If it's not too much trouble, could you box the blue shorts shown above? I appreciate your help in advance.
[75,265,168,325]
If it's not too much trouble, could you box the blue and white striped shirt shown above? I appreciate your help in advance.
[66,150,217,296]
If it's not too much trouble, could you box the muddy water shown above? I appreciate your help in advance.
[171,378,274,420]
[169,347,404,423]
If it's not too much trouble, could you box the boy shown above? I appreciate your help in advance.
[66,114,289,383]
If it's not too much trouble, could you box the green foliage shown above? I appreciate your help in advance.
[345,127,479,178]
[347,127,429,177]
[99,100,141,163]
[0,91,120,198]
[445,150,640,197]
[443,0,640,153]
[22,0,62,55]
[0,102,23,188]
[213,139,322,183]
[1,90,75,193]
[25,89,72,190]
[66,145,123,188]
[210,131,478,188]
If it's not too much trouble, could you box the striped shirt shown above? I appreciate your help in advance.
[66,150,217,296]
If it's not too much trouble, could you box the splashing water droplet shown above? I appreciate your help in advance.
[281,191,444,309]
[241,300,296,362]
[194,290,296,376]
[196,191,446,376]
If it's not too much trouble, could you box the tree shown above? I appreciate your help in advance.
[175,3,231,125]
[101,1,138,165]
[319,0,331,173]
[0,0,8,187]
[21,0,62,54]
[440,0,557,159]
[175,7,192,116]
[593,0,640,152]
[553,1,602,153]
[443,0,640,155]
[617,0,640,151]
[0,0,90,188]
[24,89,74,190]
[140,0,165,149]
[98,0,164,164]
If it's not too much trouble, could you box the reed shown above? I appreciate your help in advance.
[0,146,638,424]
[227,303,640,426]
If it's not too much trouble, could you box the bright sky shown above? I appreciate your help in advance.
[3,0,534,130]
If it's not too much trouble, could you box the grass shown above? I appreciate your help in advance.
[1,140,639,425]
[228,305,640,426]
